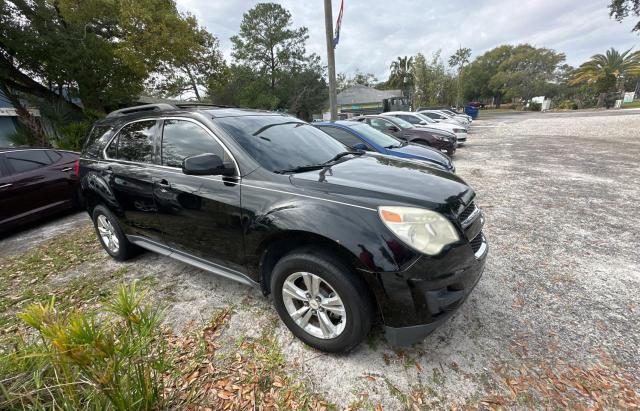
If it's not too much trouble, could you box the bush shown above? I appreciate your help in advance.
[0,282,169,410]
[56,120,91,151]
[7,125,38,147]
[556,100,578,110]
[528,102,542,111]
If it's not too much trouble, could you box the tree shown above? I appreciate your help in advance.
[388,56,413,97]
[0,0,219,146]
[149,20,226,101]
[462,45,515,105]
[448,47,471,107]
[571,47,640,106]
[609,0,640,32]
[463,44,565,106]
[231,3,309,92]
[336,70,378,93]
[412,51,453,107]
[490,45,566,102]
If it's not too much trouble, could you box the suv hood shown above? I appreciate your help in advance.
[289,154,473,213]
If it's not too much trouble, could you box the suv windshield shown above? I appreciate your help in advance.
[215,115,349,172]
[351,124,402,148]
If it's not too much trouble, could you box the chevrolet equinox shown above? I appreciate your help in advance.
[79,104,488,353]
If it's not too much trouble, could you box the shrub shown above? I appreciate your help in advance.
[56,120,91,151]
[0,282,169,410]
[7,125,38,147]
[528,102,542,111]
[556,100,578,110]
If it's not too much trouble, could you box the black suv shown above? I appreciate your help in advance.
[79,104,487,352]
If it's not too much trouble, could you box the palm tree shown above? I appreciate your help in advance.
[571,47,640,106]
[388,56,413,97]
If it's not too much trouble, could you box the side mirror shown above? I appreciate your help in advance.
[352,143,368,151]
[182,153,235,176]
[387,126,399,132]
[419,120,428,125]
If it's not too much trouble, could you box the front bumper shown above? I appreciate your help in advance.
[377,231,488,346]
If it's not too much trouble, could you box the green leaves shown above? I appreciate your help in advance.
[2,282,168,410]
[609,0,640,32]
[463,44,566,102]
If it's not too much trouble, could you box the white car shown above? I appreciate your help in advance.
[418,110,469,127]
[383,111,468,144]
[439,109,472,123]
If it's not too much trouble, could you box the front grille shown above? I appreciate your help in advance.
[458,202,476,223]
[470,232,484,253]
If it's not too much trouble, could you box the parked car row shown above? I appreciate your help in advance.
[74,103,487,353]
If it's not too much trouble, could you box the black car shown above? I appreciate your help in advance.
[79,104,487,352]
[0,148,79,233]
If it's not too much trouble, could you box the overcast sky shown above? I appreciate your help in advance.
[176,0,639,79]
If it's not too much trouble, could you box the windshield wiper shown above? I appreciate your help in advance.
[384,144,402,149]
[275,151,363,174]
[322,150,363,165]
[274,164,327,174]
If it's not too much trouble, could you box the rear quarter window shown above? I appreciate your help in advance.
[83,125,114,159]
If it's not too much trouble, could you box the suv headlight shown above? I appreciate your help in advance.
[378,206,459,255]
[453,128,467,133]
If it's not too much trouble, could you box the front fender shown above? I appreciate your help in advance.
[244,198,417,274]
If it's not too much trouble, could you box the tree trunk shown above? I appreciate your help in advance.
[185,66,201,101]
[596,93,606,108]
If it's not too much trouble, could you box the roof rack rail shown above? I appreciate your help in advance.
[173,102,236,109]
[105,103,176,118]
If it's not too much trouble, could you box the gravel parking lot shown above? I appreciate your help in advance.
[1,109,639,409]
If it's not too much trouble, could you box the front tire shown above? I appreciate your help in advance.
[91,205,139,261]
[271,249,374,353]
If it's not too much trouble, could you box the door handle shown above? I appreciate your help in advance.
[61,167,73,172]
[0,183,12,189]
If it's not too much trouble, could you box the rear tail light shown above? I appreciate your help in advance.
[74,160,80,177]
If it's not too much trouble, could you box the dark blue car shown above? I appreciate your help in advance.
[314,121,455,173]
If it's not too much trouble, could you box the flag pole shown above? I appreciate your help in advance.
[324,0,338,121]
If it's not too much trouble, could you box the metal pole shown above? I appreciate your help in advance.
[324,0,338,121]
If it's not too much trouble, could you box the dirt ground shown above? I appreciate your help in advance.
[1,109,639,409]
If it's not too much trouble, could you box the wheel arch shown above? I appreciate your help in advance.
[257,230,365,295]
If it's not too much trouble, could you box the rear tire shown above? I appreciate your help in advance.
[271,248,374,353]
[91,205,139,261]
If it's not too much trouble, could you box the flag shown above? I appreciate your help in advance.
[333,0,344,48]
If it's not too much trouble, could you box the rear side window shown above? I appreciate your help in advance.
[316,126,363,148]
[397,115,420,124]
[108,120,157,163]
[369,118,394,130]
[161,119,225,168]
[4,150,52,175]
[46,150,62,162]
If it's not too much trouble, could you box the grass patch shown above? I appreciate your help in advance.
[622,101,640,109]
[0,227,107,341]
[0,226,334,409]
